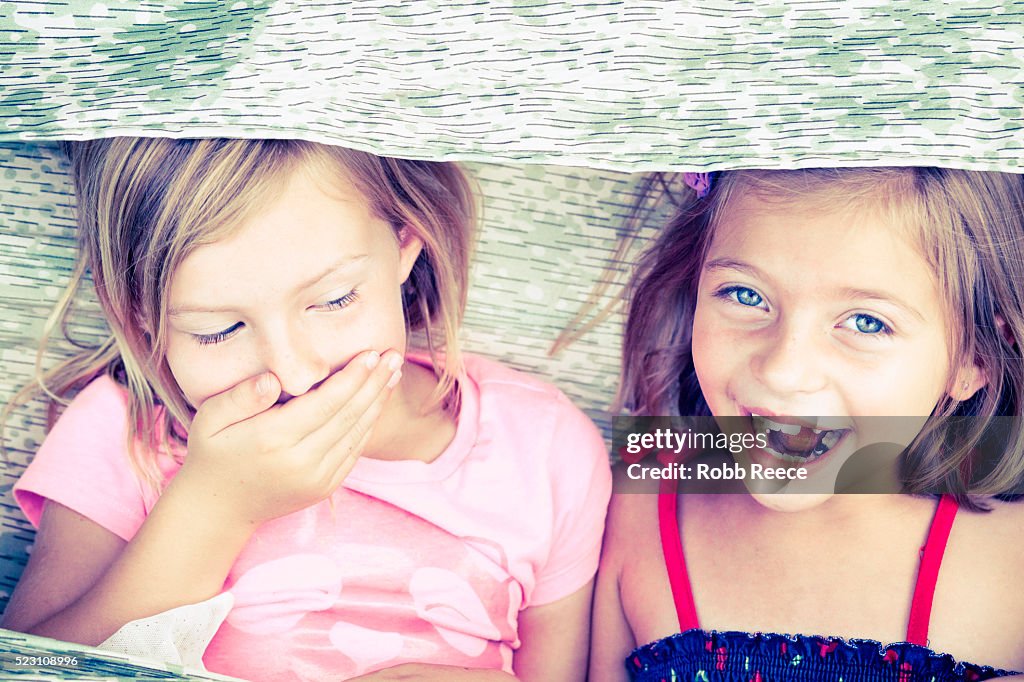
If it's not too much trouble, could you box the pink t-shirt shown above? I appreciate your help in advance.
[15,353,611,681]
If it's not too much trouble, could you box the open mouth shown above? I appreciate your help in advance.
[751,415,848,464]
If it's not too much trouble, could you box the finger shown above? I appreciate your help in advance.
[191,372,281,438]
[300,349,402,452]
[271,349,400,440]
[320,376,394,491]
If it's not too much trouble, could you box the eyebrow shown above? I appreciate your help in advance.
[703,257,926,322]
[835,287,926,322]
[703,257,763,279]
[169,254,369,317]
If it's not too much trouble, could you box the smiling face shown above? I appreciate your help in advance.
[691,190,983,509]
[165,163,422,409]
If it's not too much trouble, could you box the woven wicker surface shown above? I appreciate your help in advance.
[0,627,245,680]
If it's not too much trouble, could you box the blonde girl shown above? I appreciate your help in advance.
[2,138,611,682]
[591,168,1024,681]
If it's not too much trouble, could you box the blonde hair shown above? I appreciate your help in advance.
[5,138,476,488]
[620,168,1024,509]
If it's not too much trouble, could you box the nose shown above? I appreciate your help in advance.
[259,319,331,399]
[750,314,828,399]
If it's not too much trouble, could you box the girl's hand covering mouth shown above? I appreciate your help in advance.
[178,349,403,528]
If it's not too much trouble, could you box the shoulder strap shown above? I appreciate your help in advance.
[906,494,959,645]
[658,477,700,631]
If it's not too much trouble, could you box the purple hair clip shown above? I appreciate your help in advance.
[682,171,718,199]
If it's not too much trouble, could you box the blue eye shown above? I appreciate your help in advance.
[718,286,765,308]
[194,322,243,346]
[844,313,891,335]
[735,288,763,307]
[318,289,359,311]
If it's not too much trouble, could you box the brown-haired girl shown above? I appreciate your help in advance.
[1,138,611,682]
[591,168,1024,680]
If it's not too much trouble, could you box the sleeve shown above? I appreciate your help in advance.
[14,375,151,542]
[527,393,612,607]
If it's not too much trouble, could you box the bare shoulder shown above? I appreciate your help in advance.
[935,496,1024,670]
[956,496,1024,557]
[984,495,1024,526]
[976,499,1024,664]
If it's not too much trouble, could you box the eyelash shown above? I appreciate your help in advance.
[192,289,360,346]
[714,285,767,311]
[194,323,243,346]
[713,285,893,336]
[841,313,893,336]
[318,289,359,311]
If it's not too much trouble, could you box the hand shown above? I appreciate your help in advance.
[173,349,403,527]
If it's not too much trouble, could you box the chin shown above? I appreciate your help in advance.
[749,491,836,513]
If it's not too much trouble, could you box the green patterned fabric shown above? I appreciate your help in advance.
[1,2,1022,169]
[1,2,1023,677]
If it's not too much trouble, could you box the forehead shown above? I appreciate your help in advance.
[168,166,392,305]
[705,190,942,307]
[714,171,930,253]
[712,180,927,254]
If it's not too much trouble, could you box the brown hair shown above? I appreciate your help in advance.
[5,138,476,488]
[620,168,1024,508]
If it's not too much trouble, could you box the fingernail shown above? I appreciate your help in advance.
[256,373,271,395]
[387,353,403,372]
[364,351,381,369]
[386,369,402,389]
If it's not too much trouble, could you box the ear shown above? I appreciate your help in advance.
[949,362,987,402]
[949,315,1018,402]
[996,313,1017,350]
[396,226,424,284]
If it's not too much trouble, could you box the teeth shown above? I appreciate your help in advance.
[751,412,849,463]
[762,444,811,463]
[752,414,805,435]
[775,421,801,435]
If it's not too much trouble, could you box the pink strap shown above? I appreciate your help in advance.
[658,477,700,631]
[658,483,958,642]
[906,494,959,645]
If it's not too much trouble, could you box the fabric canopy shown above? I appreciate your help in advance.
[1,1,1022,170]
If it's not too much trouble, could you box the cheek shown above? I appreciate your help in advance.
[321,304,408,365]
[343,278,409,350]
[356,269,412,352]
[835,296,954,415]
[842,347,949,417]
[691,299,733,394]
[691,301,710,358]
[164,337,250,408]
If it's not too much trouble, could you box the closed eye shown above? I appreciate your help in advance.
[316,289,359,311]
[190,290,359,346]
[193,322,244,346]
